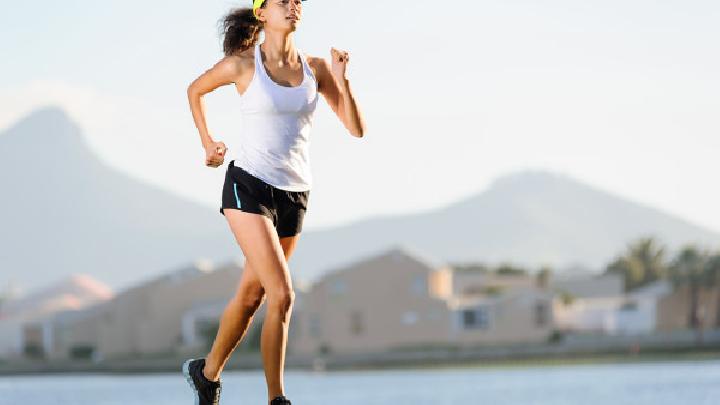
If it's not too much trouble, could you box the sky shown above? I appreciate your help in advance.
[1,0,719,233]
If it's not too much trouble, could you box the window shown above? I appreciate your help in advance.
[411,276,426,295]
[620,300,638,311]
[350,310,365,335]
[309,314,321,338]
[402,311,418,325]
[329,279,347,295]
[534,301,548,327]
[462,306,490,329]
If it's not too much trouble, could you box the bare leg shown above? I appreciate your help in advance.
[203,232,301,381]
[207,209,301,403]
[202,258,266,381]
[259,257,295,403]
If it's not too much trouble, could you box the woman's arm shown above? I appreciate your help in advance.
[315,47,366,138]
[187,56,241,167]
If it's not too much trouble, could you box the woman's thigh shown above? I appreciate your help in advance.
[224,209,292,294]
[234,234,302,300]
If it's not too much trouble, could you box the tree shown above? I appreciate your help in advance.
[495,263,527,275]
[703,252,720,328]
[605,237,668,291]
[668,245,713,330]
[558,290,576,306]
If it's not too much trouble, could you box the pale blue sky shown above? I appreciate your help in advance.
[2,0,719,232]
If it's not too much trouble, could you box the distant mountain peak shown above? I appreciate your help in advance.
[488,169,586,193]
[1,105,97,167]
[0,105,239,291]
[4,104,75,134]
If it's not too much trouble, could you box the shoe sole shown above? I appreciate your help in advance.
[182,358,201,405]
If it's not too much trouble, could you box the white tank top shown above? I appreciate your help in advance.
[230,42,319,192]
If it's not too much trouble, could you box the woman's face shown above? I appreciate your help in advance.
[260,0,303,29]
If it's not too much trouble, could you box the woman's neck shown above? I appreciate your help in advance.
[260,34,298,64]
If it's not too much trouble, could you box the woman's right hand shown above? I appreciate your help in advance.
[204,141,227,168]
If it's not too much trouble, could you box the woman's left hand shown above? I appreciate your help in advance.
[330,47,350,81]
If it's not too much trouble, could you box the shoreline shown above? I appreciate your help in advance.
[2,345,720,376]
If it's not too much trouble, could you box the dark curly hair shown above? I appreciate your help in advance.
[218,5,266,56]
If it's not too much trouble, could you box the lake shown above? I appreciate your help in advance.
[1,359,719,404]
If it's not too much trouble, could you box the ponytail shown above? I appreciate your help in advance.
[218,7,265,56]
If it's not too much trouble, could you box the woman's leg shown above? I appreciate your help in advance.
[212,209,299,402]
[260,233,301,401]
[202,255,265,381]
[202,222,302,382]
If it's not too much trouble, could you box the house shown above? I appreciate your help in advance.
[552,276,672,335]
[656,284,720,331]
[290,246,555,356]
[42,259,243,360]
[0,274,112,359]
[448,286,554,345]
[290,246,453,355]
[549,272,624,298]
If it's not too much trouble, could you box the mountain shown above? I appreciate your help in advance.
[2,105,719,294]
[287,170,720,283]
[0,106,237,292]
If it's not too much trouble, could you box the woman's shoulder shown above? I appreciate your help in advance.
[238,44,256,59]
[303,52,326,68]
[303,53,329,80]
[222,46,255,71]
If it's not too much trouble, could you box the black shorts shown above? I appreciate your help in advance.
[220,160,310,238]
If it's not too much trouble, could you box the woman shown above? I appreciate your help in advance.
[183,0,366,404]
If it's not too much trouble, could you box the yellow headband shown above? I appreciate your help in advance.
[253,0,306,20]
[253,0,266,19]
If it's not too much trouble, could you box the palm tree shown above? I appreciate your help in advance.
[605,237,668,291]
[704,252,720,328]
[668,245,713,330]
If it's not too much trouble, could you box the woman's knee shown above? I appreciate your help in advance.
[266,288,295,313]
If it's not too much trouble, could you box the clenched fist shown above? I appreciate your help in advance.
[204,141,227,168]
[330,47,350,80]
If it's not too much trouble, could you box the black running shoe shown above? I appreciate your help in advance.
[270,395,292,405]
[182,358,222,405]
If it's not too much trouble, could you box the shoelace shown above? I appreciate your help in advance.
[212,385,222,404]
[270,396,291,405]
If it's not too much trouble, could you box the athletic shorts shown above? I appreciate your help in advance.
[220,160,310,238]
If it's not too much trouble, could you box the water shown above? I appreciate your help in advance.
[1,359,719,404]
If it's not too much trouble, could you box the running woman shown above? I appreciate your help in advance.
[183,1,366,404]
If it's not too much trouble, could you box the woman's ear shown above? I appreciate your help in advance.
[254,6,265,23]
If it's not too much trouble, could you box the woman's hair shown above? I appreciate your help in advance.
[218,5,266,56]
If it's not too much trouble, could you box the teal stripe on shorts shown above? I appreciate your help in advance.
[233,182,242,208]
